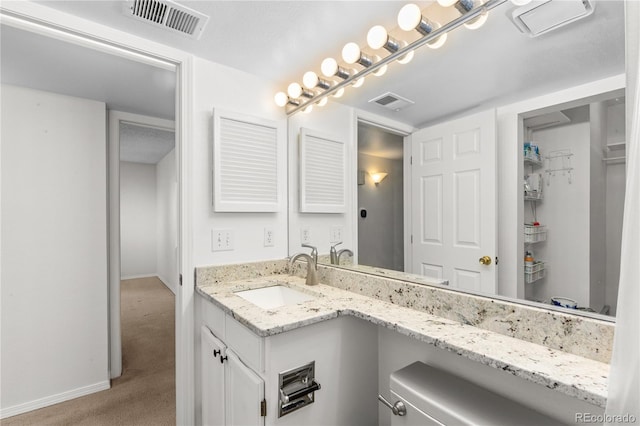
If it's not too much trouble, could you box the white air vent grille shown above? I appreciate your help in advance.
[124,0,209,39]
[300,129,345,213]
[370,92,415,111]
[511,0,594,37]
[213,110,281,212]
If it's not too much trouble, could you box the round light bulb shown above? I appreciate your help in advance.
[397,49,414,65]
[373,64,387,77]
[317,97,328,107]
[342,42,362,64]
[397,4,422,31]
[427,32,447,49]
[437,0,458,6]
[274,91,288,107]
[302,105,313,114]
[321,58,338,77]
[333,87,345,98]
[302,71,319,89]
[464,10,488,29]
[511,0,531,4]
[423,20,447,49]
[367,25,388,50]
[352,77,365,88]
[287,82,302,98]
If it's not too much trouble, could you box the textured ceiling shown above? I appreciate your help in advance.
[1,0,626,130]
[120,122,175,164]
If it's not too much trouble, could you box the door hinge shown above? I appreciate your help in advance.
[410,156,413,165]
[179,274,183,286]
[260,399,267,417]
[411,235,413,244]
[495,256,499,265]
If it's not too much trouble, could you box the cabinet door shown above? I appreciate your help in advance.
[225,349,265,426]
[201,326,226,426]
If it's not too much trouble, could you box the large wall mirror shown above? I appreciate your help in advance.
[287,0,625,322]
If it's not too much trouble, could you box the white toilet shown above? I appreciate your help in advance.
[387,362,563,425]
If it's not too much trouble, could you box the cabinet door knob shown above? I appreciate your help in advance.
[220,355,228,364]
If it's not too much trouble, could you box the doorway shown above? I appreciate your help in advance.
[520,93,626,316]
[0,20,183,420]
[357,121,405,271]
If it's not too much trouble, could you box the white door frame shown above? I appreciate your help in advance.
[351,110,415,268]
[108,111,175,379]
[0,5,196,424]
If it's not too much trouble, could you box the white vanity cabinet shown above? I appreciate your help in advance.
[201,325,266,426]
[196,293,379,426]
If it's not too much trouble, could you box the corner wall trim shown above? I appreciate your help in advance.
[0,381,111,419]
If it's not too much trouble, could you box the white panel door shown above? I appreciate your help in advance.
[410,110,497,294]
[225,349,265,426]
[201,326,225,426]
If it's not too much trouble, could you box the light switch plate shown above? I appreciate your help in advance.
[330,226,343,244]
[212,229,234,251]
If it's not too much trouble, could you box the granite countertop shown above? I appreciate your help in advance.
[196,274,609,408]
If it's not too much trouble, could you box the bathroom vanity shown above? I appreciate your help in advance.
[195,260,611,425]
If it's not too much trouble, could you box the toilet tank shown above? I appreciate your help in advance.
[389,362,564,426]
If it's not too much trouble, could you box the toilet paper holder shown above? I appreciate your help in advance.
[278,361,321,417]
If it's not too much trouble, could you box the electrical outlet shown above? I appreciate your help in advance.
[330,226,343,244]
[264,228,274,247]
[301,226,311,244]
[212,229,234,252]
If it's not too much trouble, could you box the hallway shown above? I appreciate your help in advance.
[5,278,175,425]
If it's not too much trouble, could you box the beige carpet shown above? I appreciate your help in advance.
[4,277,176,426]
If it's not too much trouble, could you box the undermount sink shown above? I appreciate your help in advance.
[234,285,315,309]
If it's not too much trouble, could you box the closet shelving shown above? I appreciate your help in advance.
[524,261,546,284]
[524,142,547,284]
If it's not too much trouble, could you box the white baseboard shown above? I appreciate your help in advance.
[157,274,177,295]
[120,273,157,280]
[0,380,110,419]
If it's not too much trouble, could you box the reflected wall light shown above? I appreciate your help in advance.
[370,172,388,185]
[275,0,509,115]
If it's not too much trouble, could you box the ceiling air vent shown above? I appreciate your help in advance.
[123,0,209,40]
[511,0,594,37]
[369,92,415,111]
[524,111,570,130]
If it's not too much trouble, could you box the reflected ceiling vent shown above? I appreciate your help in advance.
[511,0,595,37]
[369,92,415,112]
[524,111,570,130]
[123,0,209,40]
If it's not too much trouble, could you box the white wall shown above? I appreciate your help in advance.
[288,102,356,257]
[120,161,157,279]
[157,149,178,293]
[1,85,109,417]
[357,153,404,271]
[192,58,288,267]
[524,122,591,307]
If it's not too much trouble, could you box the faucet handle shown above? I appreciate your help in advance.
[330,242,343,250]
[301,243,317,253]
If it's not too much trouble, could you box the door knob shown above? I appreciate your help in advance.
[479,255,492,265]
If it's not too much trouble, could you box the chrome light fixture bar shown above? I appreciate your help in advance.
[285,0,508,116]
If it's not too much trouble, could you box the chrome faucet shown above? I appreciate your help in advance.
[337,249,353,265]
[329,242,342,264]
[301,243,318,266]
[289,253,318,286]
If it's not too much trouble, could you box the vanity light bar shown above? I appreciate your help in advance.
[281,0,509,116]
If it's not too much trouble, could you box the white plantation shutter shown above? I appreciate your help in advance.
[213,109,281,212]
[300,128,345,213]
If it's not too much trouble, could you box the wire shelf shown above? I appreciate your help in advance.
[524,261,546,284]
[524,225,547,243]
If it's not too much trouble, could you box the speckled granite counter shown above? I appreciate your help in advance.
[196,266,609,408]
